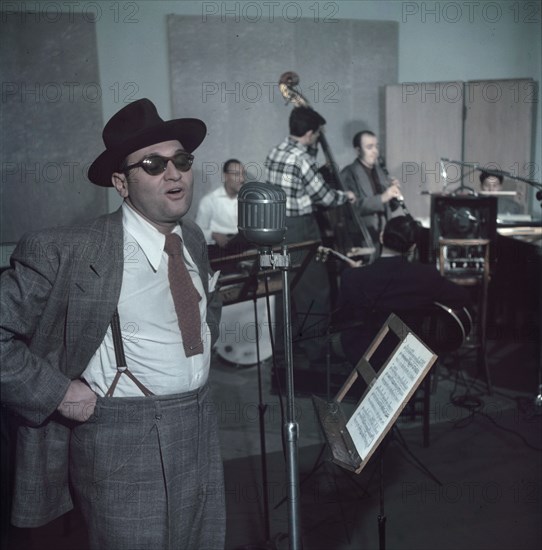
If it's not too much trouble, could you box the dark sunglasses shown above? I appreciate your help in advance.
[123,152,194,176]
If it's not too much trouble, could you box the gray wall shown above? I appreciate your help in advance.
[1,13,106,245]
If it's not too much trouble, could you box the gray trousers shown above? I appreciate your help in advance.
[69,385,225,550]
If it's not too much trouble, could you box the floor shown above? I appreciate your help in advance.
[3,329,541,550]
[214,331,542,550]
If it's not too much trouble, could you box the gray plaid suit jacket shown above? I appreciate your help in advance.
[0,207,221,527]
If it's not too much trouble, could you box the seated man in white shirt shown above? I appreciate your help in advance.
[197,159,272,365]
[196,158,250,259]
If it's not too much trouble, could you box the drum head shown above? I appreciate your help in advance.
[215,297,275,366]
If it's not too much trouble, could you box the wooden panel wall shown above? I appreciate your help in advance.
[385,82,464,220]
[464,79,536,212]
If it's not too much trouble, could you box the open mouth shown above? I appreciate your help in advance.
[166,187,183,195]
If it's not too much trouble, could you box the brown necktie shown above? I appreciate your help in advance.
[164,233,204,357]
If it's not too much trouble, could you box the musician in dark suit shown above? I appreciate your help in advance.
[340,130,403,250]
[0,99,224,549]
[337,215,469,366]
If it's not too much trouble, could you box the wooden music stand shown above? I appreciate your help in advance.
[313,314,437,474]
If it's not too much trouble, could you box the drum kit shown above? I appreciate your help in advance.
[210,240,321,367]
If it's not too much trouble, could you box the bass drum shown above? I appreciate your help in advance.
[215,296,275,366]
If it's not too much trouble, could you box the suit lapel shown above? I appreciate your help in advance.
[66,210,124,372]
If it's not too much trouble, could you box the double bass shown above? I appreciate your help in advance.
[278,72,377,264]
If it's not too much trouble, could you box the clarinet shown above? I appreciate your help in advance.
[379,155,409,214]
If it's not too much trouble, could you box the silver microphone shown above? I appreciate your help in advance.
[238,181,287,248]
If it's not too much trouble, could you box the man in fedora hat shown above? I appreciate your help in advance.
[0,99,225,549]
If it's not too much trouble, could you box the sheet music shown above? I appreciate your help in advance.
[346,333,434,460]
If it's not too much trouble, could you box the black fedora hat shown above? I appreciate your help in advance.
[88,98,207,187]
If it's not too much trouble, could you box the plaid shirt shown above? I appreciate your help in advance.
[265,136,348,216]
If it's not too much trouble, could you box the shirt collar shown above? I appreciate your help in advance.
[287,135,306,152]
[122,202,182,271]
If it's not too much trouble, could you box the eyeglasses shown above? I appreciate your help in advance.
[123,152,194,176]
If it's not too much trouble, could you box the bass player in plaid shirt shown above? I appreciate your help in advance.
[265,106,356,364]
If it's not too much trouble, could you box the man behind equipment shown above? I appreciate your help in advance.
[479,171,522,215]
[265,106,356,362]
[196,158,249,259]
[0,99,225,549]
[338,215,469,366]
[341,130,403,250]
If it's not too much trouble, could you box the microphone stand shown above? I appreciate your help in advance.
[259,244,301,550]
[252,292,271,542]
[237,180,301,548]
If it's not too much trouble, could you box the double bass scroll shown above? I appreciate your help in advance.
[278,71,377,264]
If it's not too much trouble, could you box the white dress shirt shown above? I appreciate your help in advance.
[82,203,210,397]
[195,185,238,244]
